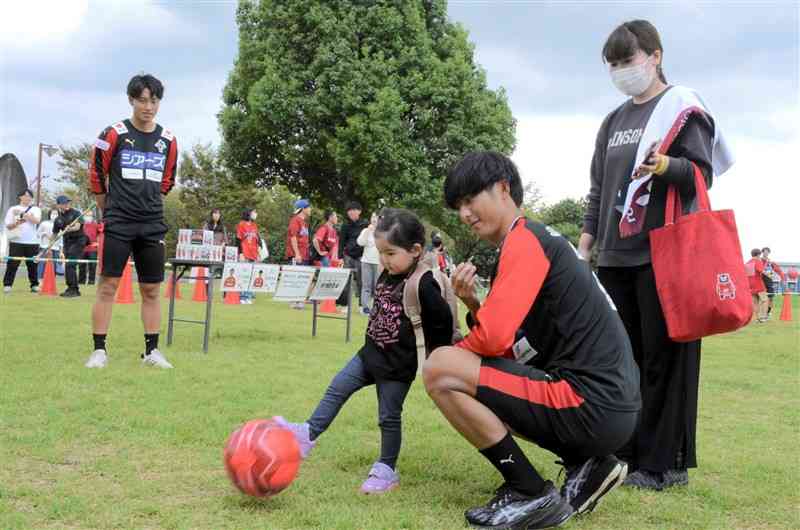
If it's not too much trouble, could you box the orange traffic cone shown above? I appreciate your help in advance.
[40,259,57,296]
[164,272,182,299]
[320,298,337,313]
[192,267,208,302]
[224,290,240,305]
[115,261,135,304]
[779,293,793,321]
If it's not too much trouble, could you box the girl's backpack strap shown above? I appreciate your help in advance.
[403,261,430,374]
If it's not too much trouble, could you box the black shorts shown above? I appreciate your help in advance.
[476,356,637,464]
[101,222,167,283]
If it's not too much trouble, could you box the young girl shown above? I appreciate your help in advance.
[277,208,454,494]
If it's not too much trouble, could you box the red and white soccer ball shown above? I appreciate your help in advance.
[223,418,301,498]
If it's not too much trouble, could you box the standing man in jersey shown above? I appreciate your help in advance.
[85,74,177,369]
[423,152,640,529]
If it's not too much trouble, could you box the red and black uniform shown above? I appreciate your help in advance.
[88,119,177,282]
[461,218,640,463]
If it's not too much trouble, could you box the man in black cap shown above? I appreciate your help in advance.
[338,201,368,310]
[53,195,86,298]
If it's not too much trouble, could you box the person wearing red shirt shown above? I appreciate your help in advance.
[236,208,260,304]
[788,267,799,294]
[744,248,768,323]
[79,212,99,285]
[312,210,339,267]
[286,199,311,265]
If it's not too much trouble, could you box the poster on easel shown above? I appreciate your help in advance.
[221,263,254,292]
[309,267,351,301]
[273,266,316,301]
[249,264,280,293]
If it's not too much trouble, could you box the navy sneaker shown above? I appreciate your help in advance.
[559,455,627,515]
[465,481,573,529]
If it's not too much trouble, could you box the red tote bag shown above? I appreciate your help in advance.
[650,164,752,342]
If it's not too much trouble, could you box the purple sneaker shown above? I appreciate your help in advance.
[359,462,399,495]
[272,416,316,459]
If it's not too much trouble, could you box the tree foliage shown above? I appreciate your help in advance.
[534,197,586,247]
[220,0,515,232]
[55,143,94,209]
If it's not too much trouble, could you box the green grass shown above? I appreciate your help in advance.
[1,284,798,529]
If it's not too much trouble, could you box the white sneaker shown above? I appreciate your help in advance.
[85,349,108,368]
[31,285,40,293]
[3,286,11,294]
[142,349,173,369]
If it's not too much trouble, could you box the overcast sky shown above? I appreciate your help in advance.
[1,1,797,260]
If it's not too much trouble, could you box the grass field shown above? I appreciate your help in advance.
[1,281,798,530]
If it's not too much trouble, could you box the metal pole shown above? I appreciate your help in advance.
[345,270,352,343]
[203,265,214,353]
[35,143,43,206]
[312,300,318,337]
[167,267,177,345]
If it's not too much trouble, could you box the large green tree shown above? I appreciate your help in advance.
[55,143,94,209]
[220,0,515,231]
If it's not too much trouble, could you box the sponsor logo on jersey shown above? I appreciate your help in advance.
[120,149,166,179]
[95,138,111,151]
[124,138,135,148]
[154,139,167,154]
[161,128,174,141]
[112,121,128,134]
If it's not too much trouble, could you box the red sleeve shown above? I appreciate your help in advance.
[88,127,118,194]
[755,261,765,274]
[772,263,785,280]
[457,226,550,357]
[288,217,300,238]
[314,226,326,243]
[236,221,245,241]
[161,136,177,195]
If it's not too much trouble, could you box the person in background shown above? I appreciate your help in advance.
[53,195,86,298]
[760,247,784,320]
[340,201,368,310]
[3,189,42,293]
[787,266,799,293]
[745,249,768,323]
[285,198,311,309]
[79,211,99,285]
[427,232,453,276]
[37,208,64,279]
[313,210,339,267]
[203,207,228,246]
[236,208,260,304]
[357,212,380,316]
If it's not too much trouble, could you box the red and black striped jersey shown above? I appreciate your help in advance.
[459,218,640,412]
[88,119,177,223]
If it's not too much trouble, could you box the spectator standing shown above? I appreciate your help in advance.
[760,247,785,319]
[236,208,260,304]
[745,249,768,323]
[357,212,380,316]
[79,211,99,285]
[340,201,368,308]
[286,199,311,309]
[577,20,733,491]
[203,207,228,246]
[312,210,339,267]
[3,189,41,293]
[53,195,86,298]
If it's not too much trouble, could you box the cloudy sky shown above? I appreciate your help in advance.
[1,1,797,260]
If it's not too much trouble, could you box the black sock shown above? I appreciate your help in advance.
[93,334,107,351]
[144,334,159,355]
[479,433,547,497]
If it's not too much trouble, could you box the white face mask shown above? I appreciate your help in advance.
[251,213,257,221]
[84,216,94,223]
[610,57,655,97]
[50,213,58,220]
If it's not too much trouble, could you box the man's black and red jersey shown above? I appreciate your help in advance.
[459,218,640,412]
[88,119,177,224]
